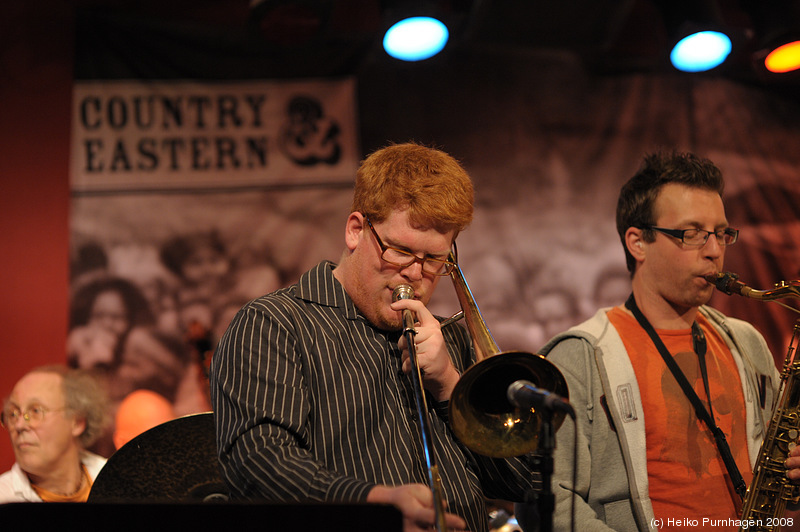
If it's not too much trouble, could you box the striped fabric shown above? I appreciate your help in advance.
[211,261,538,532]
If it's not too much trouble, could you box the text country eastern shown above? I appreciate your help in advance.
[81,136,269,173]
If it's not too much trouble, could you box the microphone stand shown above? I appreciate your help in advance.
[507,380,570,532]
[528,408,556,532]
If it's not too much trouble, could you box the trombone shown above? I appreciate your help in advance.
[398,252,570,532]
[444,254,571,532]
[446,255,570,458]
[393,284,449,532]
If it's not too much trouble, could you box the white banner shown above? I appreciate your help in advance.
[70,78,359,192]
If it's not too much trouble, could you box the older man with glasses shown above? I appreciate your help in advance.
[211,142,540,532]
[0,365,108,502]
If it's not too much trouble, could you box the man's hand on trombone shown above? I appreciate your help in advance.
[367,484,470,532]
[393,298,461,403]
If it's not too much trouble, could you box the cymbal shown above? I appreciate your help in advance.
[89,412,228,503]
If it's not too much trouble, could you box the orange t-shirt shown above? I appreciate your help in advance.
[608,307,753,531]
[31,464,93,503]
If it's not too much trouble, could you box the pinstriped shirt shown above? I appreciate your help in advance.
[210,261,538,532]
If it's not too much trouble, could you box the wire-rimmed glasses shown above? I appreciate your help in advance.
[1,404,67,430]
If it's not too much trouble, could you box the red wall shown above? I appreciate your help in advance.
[0,3,73,470]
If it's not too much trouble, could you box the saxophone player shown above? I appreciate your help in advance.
[517,151,800,531]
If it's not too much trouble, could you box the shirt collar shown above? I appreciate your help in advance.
[296,261,362,321]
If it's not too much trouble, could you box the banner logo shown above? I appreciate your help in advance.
[70,78,358,192]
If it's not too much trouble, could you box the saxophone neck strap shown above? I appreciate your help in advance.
[624,294,747,500]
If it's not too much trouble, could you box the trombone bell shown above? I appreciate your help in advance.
[450,351,568,458]
[447,258,569,458]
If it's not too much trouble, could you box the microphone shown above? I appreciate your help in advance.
[507,380,574,418]
[392,284,416,332]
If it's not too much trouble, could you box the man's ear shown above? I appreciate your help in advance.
[71,416,87,440]
[344,212,366,252]
[626,227,646,262]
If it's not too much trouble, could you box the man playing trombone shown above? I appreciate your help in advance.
[210,142,539,532]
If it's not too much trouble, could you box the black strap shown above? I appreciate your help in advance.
[625,294,747,500]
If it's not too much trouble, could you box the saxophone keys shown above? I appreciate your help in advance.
[788,429,799,451]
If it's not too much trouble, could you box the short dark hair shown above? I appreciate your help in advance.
[616,150,725,272]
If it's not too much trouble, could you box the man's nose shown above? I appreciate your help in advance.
[11,414,29,431]
[702,234,724,257]
[400,259,425,281]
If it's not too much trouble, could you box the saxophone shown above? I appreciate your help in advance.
[706,272,800,531]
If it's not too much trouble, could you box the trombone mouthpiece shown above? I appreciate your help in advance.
[392,284,415,303]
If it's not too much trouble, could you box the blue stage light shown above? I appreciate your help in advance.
[383,16,449,61]
[670,30,732,72]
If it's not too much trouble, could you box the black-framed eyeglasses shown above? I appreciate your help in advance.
[1,404,68,430]
[365,216,457,276]
[645,226,739,247]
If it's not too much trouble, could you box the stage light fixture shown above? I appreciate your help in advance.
[670,29,733,72]
[382,15,449,61]
[656,1,739,73]
[743,0,800,76]
[764,40,800,72]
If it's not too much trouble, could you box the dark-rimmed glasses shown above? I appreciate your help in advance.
[645,226,739,247]
[1,404,68,430]
[365,217,457,276]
